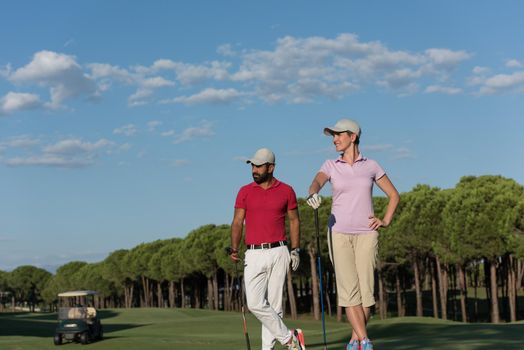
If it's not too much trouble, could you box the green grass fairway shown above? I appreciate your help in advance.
[1,309,523,349]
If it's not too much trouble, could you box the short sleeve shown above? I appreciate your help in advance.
[319,160,332,179]
[373,160,386,181]
[234,187,247,209]
[287,186,298,211]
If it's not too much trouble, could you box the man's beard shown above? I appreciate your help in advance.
[252,172,270,184]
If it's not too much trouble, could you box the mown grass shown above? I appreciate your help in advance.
[1,308,523,349]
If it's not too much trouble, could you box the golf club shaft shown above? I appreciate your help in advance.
[235,262,251,350]
[315,209,328,350]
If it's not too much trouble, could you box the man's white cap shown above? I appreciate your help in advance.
[324,118,361,137]
[246,148,275,165]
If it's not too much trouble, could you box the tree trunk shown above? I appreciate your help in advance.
[325,280,332,318]
[180,278,185,308]
[157,281,163,307]
[207,278,213,309]
[287,269,298,320]
[517,259,524,290]
[508,255,517,322]
[489,261,500,323]
[395,270,404,317]
[431,258,438,318]
[141,276,150,307]
[435,255,447,320]
[473,263,479,322]
[457,263,468,322]
[450,266,457,320]
[335,306,341,322]
[308,243,320,321]
[224,273,230,311]
[413,257,423,317]
[169,281,176,308]
[213,271,219,310]
[378,266,386,319]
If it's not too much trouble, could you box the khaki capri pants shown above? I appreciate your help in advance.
[328,230,378,308]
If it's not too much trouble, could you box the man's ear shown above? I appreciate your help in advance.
[268,163,275,173]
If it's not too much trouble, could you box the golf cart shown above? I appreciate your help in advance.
[54,290,103,345]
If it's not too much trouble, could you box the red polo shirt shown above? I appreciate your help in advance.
[234,178,298,245]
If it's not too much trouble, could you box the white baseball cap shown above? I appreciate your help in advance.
[246,148,275,165]
[324,118,361,137]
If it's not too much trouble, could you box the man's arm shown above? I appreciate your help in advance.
[230,208,246,261]
[287,208,300,249]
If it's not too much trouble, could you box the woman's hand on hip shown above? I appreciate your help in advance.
[368,216,389,230]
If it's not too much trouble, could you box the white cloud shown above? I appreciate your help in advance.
[361,144,394,152]
[228,34,470,102]
[161,130,176,137]
[505,59,523,68]
[472,66,490,75]
[217,44,236,57]
[88,63,133,82]
[3,137,115,168]
[9,50,97,107]
[424,85,463,95]
[173,120,215,144]
[128,88,153,106]
[142,76,175,89]
[391,147,415,160]
[147,120,162,131]
[127,76,175,106]
[119,143,132,152]
[113,124,137,136]
[173,61,231,85]
[4,154,93,168]
[424,48,471,68]
[151,59,177,71]
[0,135,40,149]
[479,71,524,94]
[43,138,113,155]
[0,92,42,115]
[168,88,243,105]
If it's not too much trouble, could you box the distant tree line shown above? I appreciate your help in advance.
[1,175,523,323]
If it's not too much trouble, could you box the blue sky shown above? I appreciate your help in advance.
[1,1,523,272]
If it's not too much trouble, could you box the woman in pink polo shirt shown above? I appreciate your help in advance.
[306,118,399,350]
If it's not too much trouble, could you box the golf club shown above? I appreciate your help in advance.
[226,247,251,350]
[314,208,328,350]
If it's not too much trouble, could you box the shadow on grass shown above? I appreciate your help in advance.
[307,320,524,350]
[0,311,146,338]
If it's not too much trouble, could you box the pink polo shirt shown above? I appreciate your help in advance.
[320,154,385,234]
[235,178,298,244]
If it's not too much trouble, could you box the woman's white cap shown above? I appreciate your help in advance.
[324,118,361,137]
[246,148,275,165]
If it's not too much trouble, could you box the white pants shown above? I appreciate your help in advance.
[244,245,292,350]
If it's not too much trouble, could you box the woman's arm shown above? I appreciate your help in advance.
[308,171,329,196]
[369,175,400,230]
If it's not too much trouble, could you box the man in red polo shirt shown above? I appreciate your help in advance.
[229,148,305,350]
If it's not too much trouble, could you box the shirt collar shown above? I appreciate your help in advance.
[335,153,367,163]
[250,178,281,189]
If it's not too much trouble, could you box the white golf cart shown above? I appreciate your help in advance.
[54,290,103,345]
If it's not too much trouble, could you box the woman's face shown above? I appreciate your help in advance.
[332,131,353,152]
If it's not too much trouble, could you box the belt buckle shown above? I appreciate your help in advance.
[261,242,270,249]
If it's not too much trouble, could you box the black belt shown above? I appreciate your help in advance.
[247,240,287,250]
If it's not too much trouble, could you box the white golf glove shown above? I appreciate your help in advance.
[306,193,322,209]
[290,248,300,271]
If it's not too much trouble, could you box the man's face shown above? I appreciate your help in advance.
[251,163,273,184]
